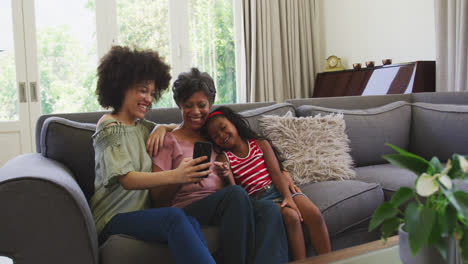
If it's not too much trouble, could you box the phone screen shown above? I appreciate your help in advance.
[193,141,212,176]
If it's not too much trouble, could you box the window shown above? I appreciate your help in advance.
[36,0,99,114]
[115,0,236,107]
[0,0,18,121]
[0,0,236,121]
[188,0,236,104]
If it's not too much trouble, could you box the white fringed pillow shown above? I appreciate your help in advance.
[259,111,355,185]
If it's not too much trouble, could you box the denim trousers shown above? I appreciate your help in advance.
[98,207,215,264]
[183,185,288,264]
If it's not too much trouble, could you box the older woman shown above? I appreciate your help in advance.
[90,46,215,264]
[151,68,288,264]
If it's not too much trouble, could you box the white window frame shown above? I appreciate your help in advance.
[94,0,240,104]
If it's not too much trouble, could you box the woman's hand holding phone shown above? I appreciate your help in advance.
[174,156,211,183]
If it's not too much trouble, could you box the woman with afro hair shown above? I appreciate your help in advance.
[91,46,215,263]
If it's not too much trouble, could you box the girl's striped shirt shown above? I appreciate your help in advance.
[224,139,271,195]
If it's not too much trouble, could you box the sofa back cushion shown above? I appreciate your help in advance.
[296,101,411,167]
[35,102,276,152]
[411,91,468,105]
[285,93,411,109]
[238,103,296,134]
[410,103,468,161]
[41,117,96,201]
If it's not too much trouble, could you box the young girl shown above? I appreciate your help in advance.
[202,106,331,260]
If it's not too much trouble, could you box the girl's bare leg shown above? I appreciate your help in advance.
[293,195,331,255]
[276,204,307,260]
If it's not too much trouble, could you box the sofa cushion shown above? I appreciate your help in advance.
[411,91,468,105]
[258,112,355,185]
[354,163,417,201]
[100,226,219,264]
[296,101,411,167]
[41,117,96,201]
[145,102,276,125]
[410,102,468,161]
[238,103,296,134]
[300,180,383,237]
[286,93,411,109]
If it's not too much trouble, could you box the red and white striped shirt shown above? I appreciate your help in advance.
[224,139,272,195]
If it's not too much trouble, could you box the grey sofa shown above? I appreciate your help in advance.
[1,91,467,264]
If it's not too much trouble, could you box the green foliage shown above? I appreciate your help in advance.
[405,203,435,254]
[383,144,432,176]
[37,25,99,114]
[189,0,236,105]
[369,144,468,260]
[0,0,236,119]
[0,53,18,120]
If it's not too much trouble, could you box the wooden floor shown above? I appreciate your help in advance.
[289,236,399,264]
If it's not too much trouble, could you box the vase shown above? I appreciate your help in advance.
[398,224,462,264]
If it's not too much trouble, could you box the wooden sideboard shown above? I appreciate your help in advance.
[313,61,435,97]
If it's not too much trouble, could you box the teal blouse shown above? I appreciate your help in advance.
[90,118,156,234]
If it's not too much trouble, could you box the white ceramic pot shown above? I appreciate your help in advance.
[398,224,461,264]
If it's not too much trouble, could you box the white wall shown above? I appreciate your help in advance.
[315,0,436,70]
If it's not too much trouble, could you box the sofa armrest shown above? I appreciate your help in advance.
[0,153,98,264]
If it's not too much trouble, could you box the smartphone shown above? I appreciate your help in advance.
[193,141,213,176]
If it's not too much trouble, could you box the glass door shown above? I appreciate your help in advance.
[0,0,33,166]
[25,0,99,149]
[0,0,99,166]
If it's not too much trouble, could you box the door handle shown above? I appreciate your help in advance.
[19,82,27,103]
[30,81,38,102]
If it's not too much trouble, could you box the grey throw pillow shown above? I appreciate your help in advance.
[296,101,411,167]
[41,117,96,201]
[259,112,355,185]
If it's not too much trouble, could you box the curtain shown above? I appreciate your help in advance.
[237,0,318,102]
[434,0,468,92]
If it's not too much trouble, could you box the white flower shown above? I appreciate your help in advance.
[459,156,468,173]
[442,159,452,174]
[416,173,439,197]
[439,174,453,190]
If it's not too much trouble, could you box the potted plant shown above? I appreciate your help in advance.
[368,144,468,263]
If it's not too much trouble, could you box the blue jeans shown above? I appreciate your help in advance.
[99,207,215,264]
[182,185,288,264]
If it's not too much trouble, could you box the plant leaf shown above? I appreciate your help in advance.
[430,156,444,174]
[448,154,465,179]
[433,237,447,261]
[427,209,443,246]
[384,144,433,174]
[405,203,435,255]
[459,224,468,262]
[445,204,458,236]
[368,202,398,232]
[453,191,468,221]
[443,188,468,223]
[390,187,415,208]
[381,217,402,240]
[383,154,431,176]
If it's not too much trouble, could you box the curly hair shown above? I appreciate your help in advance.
[201,106,284,170]
[96,46,171,113]
[172,68,216,107]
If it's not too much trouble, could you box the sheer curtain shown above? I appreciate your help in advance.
[435,0,468,92]
[236,0,318,103]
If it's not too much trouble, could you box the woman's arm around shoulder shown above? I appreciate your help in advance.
[146,123,179,157]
